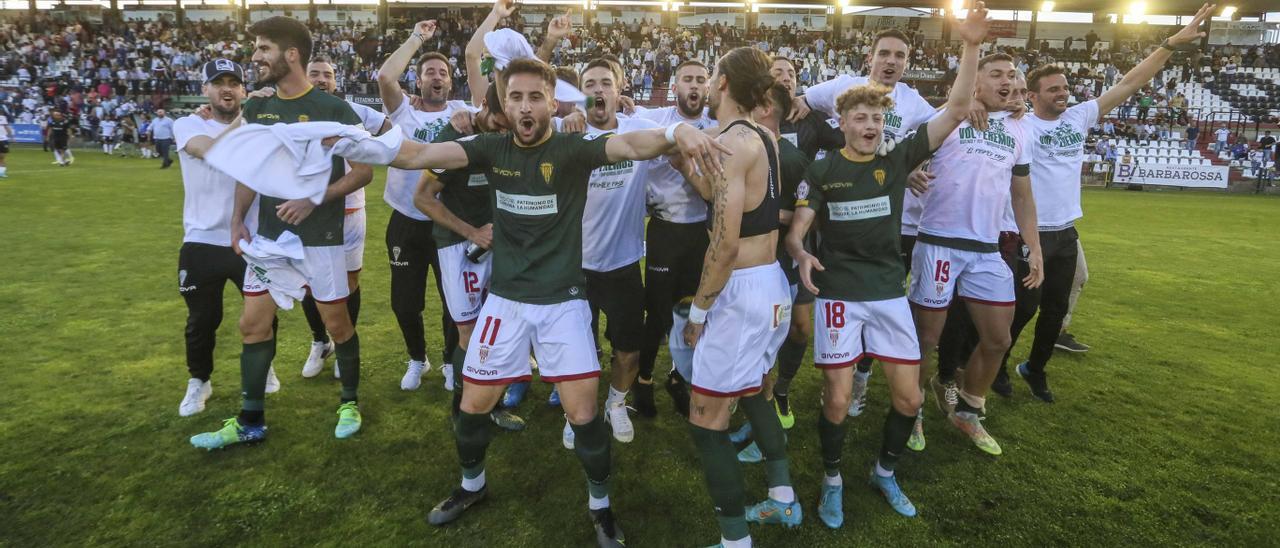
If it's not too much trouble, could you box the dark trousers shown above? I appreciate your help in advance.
[1006,227,1079,374]
[155,138,173,166]
[640,218,709,380]
[937,232,1021,381]
[385,210,457,365]
[178,242,246,381]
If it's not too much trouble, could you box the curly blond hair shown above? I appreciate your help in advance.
[835,83,895,116]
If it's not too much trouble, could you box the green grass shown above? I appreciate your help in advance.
[1,147,1277,547]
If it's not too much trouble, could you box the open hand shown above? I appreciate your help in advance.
[275,199,316,225]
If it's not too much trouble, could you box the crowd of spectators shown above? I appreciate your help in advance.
[2,10,1278,156]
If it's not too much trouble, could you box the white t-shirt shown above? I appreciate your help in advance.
[99,119,118,139]
[582,116,660,272]
[0,116,9,141]
[174,115,237,246]
[802,75,936,235]
[382,95,473,221]
[631,105,716,223]
[345,101,389,210]
[1214,127,1230,143]
[919,111,1032,245]
[1024,100,1098,229]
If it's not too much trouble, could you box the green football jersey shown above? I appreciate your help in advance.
[776,137,812,285]
[241,86,362,247]
[430,125,492,248]
[457,131,612,304]
[798,123,933,302]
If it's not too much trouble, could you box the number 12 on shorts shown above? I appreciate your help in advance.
[478,316,501,346]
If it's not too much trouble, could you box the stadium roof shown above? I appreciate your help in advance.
[742,1,1275,17]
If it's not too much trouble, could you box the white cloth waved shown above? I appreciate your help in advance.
[481,28,586,106]
[330,126,405,166]
[206,121,371,205]
[238,231,306,310]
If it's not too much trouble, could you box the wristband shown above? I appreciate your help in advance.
[411,32,426,43]
[665,122,685,145]
[688,303,709,325]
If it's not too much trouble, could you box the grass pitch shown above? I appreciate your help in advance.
[0,147,1276,546]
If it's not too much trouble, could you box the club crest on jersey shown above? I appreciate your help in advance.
[478,346,490,363]
[935,282,945,295]
[297,114,309,123]
[874,169,886,186]
[828,329,839,346]
[540,162,554,184]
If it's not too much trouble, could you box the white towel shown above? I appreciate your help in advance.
[482,28,586,106]
[206,121,372,205]
[330,127,405,166]
[238,231,306,310]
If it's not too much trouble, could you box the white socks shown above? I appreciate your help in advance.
[875,461,894,478]
[721,536,752,547]
[824,472,843,486]
[588,494,610,510]
[53,151,63,164]
[606,386,627,406]
[854,369,871,382]
[768,486,796,504]
[461,470,486,492]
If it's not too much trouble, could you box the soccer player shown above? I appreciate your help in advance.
[997,5,1211,401]
[761,56,841,429]
[676,47,799,547]
[296,55,392,379]
[792,28,941,419]
[173,59,267,416]
[47,111,73,166]
[787,7,986,523]
[413,83,503,401]
[729,82,811,462]
[99,115,118,155]
[563,58,660,445]
[189,17,373,449]
[0,112,11,177]
[331,56,729,547]
[378,20,472,391]
[907,51,1044,456]
[632,60,716,417]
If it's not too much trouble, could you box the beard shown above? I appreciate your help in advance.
[211,101,240,120]
[677,92,704,118]
[514,115,551,146]
[256,55,290,86]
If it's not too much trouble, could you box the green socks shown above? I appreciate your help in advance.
[739,393,792,489]
[879,407,916,472]
[455,410,492,479]
[818,413,849,477]
[239,339,276,416]
[570,414,613,498]
[335,332,360,402]
[689,423,748,542]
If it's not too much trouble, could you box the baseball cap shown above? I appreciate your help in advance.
[203,58,244,84]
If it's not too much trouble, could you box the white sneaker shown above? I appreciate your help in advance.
[401,359,429,391]
[264,366,280,394]
[562,417,576,450]
[442,363,455,392]
[302,340,334,378]
[605,399,635,443]
[178,378,211,417]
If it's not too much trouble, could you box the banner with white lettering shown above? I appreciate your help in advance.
[1113,162,1229,189]
[13,124,43,143]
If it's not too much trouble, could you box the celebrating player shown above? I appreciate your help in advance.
[787,4,987,525]
[189,17,373,449]
[332,56,730,546]
[675,47,799,547]
[632,60,716,417]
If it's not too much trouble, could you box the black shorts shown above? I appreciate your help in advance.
[102,136,115,144]
[900,234,917,273]
[585,261,645,353]
[793,281,815,305]
[53,137,68,150]
[0,141,8,154]
[178,242,246,294]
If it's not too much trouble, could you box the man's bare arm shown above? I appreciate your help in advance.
[1096,3,1211,119]
[466,1,515,106]
[379,20,437,115]
[691,149,748,311]
[181,114,245,159]
[928,3,986,149]
[413,171,487,246]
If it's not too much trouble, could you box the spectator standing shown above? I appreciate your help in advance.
[1214,126,1230,152]
[149,108,174,168]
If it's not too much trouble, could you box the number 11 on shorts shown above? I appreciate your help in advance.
[479,316,501,346]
